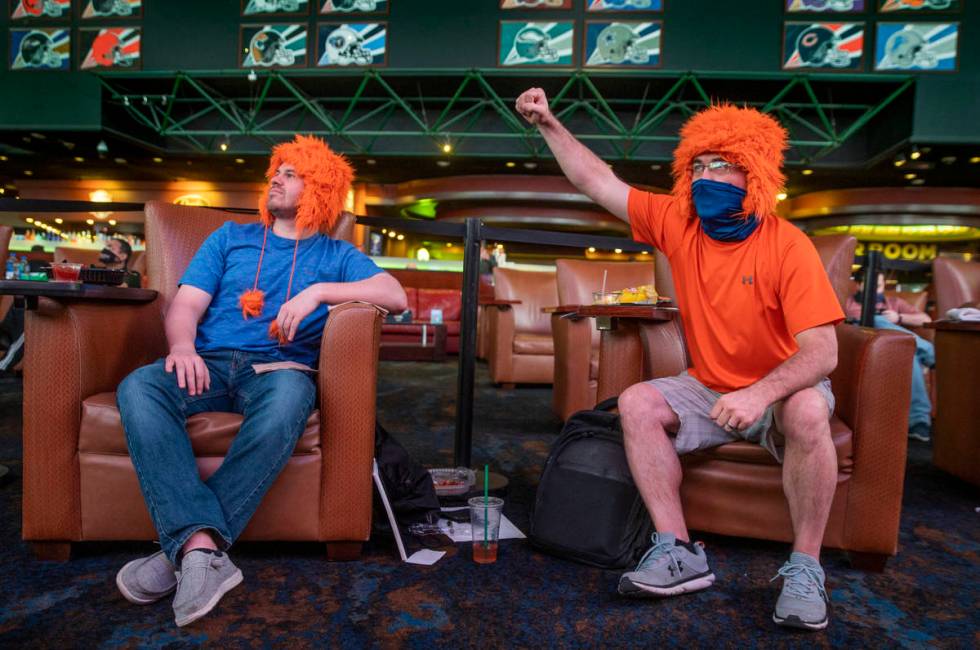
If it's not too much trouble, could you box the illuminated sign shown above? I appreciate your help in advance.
[855,241,937,262]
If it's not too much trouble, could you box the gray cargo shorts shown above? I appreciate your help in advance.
[644,372,835,463]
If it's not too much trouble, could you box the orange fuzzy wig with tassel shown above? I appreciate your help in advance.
[258,134,353,235]
[671,104,788,222]
[241,135,354,344]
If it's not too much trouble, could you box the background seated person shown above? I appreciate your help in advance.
[845,271,934,442]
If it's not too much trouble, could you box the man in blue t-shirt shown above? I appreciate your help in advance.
[115,135,406,627]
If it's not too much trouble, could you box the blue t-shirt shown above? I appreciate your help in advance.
[180,222,383,366]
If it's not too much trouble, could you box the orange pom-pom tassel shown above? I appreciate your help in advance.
[239,289,265,319]
[268,320,289,345]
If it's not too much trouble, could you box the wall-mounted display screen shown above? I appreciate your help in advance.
[241,23,308,68]
[317,22,386,66]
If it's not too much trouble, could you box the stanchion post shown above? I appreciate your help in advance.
[454,218,482,468]
[859,250,880,328]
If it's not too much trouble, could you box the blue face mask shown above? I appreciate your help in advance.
[691,178,759,242]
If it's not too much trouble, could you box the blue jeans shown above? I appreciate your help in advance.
[117,350,316,563]
[873,316,934,429]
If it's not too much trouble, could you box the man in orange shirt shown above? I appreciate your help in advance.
[517,88,843,630]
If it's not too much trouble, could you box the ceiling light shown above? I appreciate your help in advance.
[505,162,516,168]
[387,231,396,238]
[220,142,228,152]
[614,248,623,254]
[446,242,453,248]
[970,156,980,164]
[366,158,376,165]
[650,164,662,171]
[114,158,127,164]
[523,161,537,170]
[122,96,130,107]
[152,157,163,163]
[641,250,649,255]
[801,169,813,176]
[396,234,405,241]
[776,192,788,201]
[587,247,596,253]
[941,156,956,165]
[893,154,906,167]
[247,69,257,82]
[96,140,108,156]
[108,219,117,226]
[0,188,3,194]
[381,228,387,234]
[55,218,63,224]
[911,178,925,185]
[85,219,95,225]
[441,143,452,154]
[234,158,245,164]
[436,160,450,168]
[904,173,917,180]
[26,217,33,223]
[24,170,33,176]
[74,156,84,162]
[0,155,6,161]
[909,147,921,160]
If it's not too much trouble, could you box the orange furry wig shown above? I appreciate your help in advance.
[258,134,353,234]
[671,104,788,221]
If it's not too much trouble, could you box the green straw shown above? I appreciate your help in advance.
[483,464,489,549]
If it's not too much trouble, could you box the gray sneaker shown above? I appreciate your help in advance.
[116,550,177,605]
[618,532,715,597]
[172,550,243,627]
[771,552,830,630]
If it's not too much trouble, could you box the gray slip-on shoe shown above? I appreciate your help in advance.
[172,550,243,627]
[116,550,177,605]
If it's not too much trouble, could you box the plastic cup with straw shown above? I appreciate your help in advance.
[483,464,489,552]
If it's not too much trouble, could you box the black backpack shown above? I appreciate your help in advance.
[374,422,441,525]
[529,397,654,569]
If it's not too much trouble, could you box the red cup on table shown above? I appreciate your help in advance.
[50,262,83,282]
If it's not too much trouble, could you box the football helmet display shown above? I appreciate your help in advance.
[330,0,380,11]
[511,0,567,6]
[597,0,652,8]
[19,31,62,68]
[91,0,134,16]
[798,0,855,10]
[514,26,559,63]
[596,24,648,64]
[890,0,952,8]
[884,28,937,69]
[250,29,296,67]
[324,26,373,65]
[21,0,68,17]
[246,0,301,12]
[90,30,134,67]
[795,25,851,68]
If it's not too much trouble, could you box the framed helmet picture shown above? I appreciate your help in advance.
[782,22,864,71]
[501,1,572,8]
[79,0,140,19]
[499,21,575,67]
[320,0,388,14]
[785,0,865,11]
[241,24,308,68]
[9,0,71,21]
[878,0,960,12]
[242,0,310,16]
[874,22,958,71]
[78,26,140,69]
[583,20,662,68]
[316,22,386,66]
[9,27,70,69]
[585,0,663,12]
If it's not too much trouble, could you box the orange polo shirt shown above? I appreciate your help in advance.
[628,188,844,393]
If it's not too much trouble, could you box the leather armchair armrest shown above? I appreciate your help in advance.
[486,305,516,384]
[22,297,167,541]
[551,313,594,419]
[316,301,384,541]
[830,323,915,554]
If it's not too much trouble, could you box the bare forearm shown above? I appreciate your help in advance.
[751,332,837,406]
[537,115,620,202]
[311,273,407,313]
[899,312,931,327]
[165,303,201,352]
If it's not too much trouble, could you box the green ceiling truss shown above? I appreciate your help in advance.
[97,69,915,165]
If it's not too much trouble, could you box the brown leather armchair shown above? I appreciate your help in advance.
[593,234,914,570]
[551,259,658,420]
[933,257,980,316]
[486,267,557,386]
[22,201,381,561]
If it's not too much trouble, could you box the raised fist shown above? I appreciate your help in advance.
[515,87,551,125]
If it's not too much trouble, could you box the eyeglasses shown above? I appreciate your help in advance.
[691,160,741,176]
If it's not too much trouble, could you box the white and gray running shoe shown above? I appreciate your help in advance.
[618,532,715,597]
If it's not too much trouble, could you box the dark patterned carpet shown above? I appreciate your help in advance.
[0,362,977,648]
